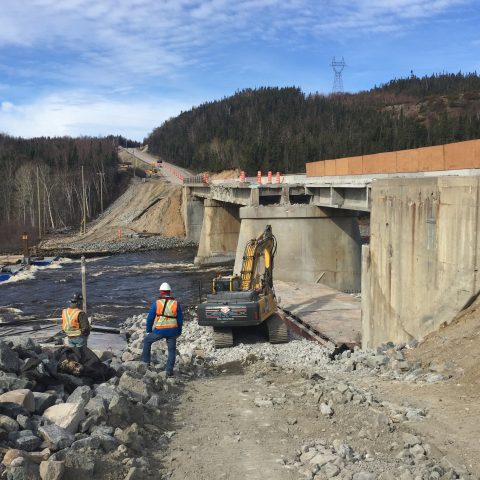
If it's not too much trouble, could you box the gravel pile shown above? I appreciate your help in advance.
[0,318,210,479]
[0,314,467,479]
[289,431,461,480]
[332,342,452,384]
[44,235,197,256]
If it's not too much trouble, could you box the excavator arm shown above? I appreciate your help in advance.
[240,225,277,292]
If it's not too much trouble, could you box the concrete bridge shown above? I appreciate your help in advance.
[182,139,480,349]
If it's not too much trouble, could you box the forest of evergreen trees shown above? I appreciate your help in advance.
[0,135,123,248]
[145,73,480,174]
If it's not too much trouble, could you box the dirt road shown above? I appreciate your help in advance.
[122,148,191,184]
[164,369,300,480]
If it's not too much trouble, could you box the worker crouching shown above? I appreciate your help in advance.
[142,282,183,376]
[62,292,90,347]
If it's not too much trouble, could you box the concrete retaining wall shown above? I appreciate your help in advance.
[233,205,362,292]
[306,139,480,177]
[362,176,480,347]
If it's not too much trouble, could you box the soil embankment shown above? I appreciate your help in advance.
[40,177,189,255]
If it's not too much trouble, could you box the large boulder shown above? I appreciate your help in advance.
[50,450,95,480]
[7,337,40,357]
[114,423,143,452]
[38,424,75,451]
[118,372,149,402]
[14,432,42,452]
[0,402,30,419]
[0,372,30,391]
[0,389,35,412]
[39,460,65,480]
[108,394,144,428]
[43,403,85,434]
[93,384,117,403]
[5,458,40,479]
[0,341,20,373]
[84,397,107,419]
[122,361,148,375]
[2,449,27,466]
[32,392,57,415]
[66,386,92,408]
[0,414,19,432]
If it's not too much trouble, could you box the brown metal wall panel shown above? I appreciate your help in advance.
[316,161,326,176]
[336,157,349,175]
[417,145,444,171]
[396,149,419,173]
[347,156,363,175]
[444,140,479,170]
[306,162,315,176]
[362,152,396,174]
[306,161,324,177]
[305,140,480,177]
[325,159,336,176]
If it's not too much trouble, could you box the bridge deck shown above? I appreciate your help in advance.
[275,280,361,347]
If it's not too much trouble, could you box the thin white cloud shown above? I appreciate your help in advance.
[0,92,192,140]
[0,0,473,138]
[0,0,470,85]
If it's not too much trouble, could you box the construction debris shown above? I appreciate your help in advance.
[0,313,474,480]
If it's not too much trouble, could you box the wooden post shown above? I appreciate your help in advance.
[81,256,87,314]
[21,232,29,264]
[81,165,87,234]
[36,166,42,239]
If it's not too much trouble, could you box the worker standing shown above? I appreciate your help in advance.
[142,282,183,376]
[62,292,90,347]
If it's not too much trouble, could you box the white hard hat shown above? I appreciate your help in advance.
[159,282,171,291]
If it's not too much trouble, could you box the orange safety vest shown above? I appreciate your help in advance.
[62,307,82,337]
[154,298,178,330]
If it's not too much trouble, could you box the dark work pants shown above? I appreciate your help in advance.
[142,332,176,373]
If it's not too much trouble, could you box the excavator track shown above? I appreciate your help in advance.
[266,313,289,344]
[213,327,234,349]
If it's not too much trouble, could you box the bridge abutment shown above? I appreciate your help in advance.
[233,205,362,292]
[362,176,480,348]
[194,199,241,266]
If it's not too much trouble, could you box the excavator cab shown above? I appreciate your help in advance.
[197,225,288,348]
[213,275,241,293]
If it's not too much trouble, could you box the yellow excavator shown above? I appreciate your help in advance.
[197,225,288,348]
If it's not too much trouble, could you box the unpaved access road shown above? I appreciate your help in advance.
[122,148,191,184]
[164,367,300,480]
[159,360,470,480]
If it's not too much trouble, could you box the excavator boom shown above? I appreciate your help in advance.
[240,225,276,291]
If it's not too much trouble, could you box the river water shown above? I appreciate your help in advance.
[0,249,223,325]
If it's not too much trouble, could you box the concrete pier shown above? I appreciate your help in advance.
[182,189,204,243]
[233,205,362,292]
[194,199,241,266]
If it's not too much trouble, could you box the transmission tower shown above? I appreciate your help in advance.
[331,57,346,93]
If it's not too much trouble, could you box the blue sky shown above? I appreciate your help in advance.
[0,0,479,141]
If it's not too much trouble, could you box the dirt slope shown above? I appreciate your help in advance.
[41,177,185,249]
[82,178,185,241]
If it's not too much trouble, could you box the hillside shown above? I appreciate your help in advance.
[0,135,127,251]
[145,73,480,174]
[40,176,184,253]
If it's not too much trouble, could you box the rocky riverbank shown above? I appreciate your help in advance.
[39,235,198,257]
[0,314,474,480]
